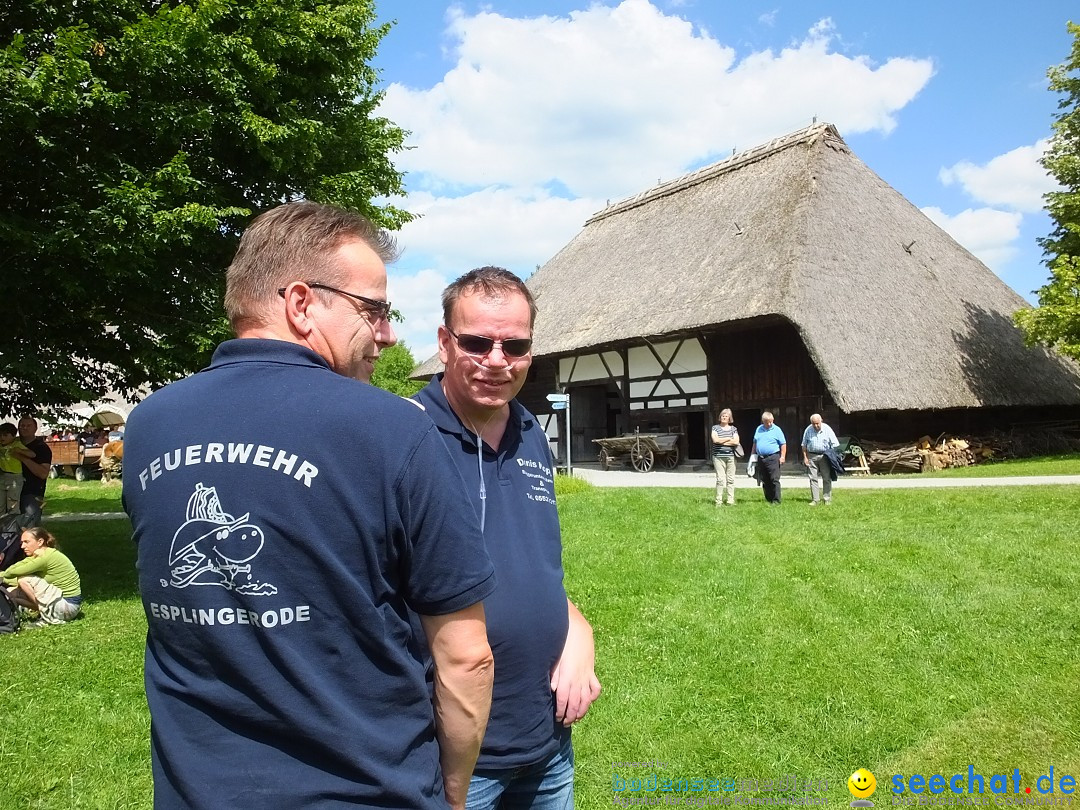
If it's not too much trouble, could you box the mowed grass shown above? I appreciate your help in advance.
[3,480,1079,808]
[563,485,1080,807]
[0,518,149,810]
[44,478,126,513]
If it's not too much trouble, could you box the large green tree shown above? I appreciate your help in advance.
[1016,21,1080,360]
[0,0,409,415]
[370,341,423,398]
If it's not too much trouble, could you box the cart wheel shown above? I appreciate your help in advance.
[630,446,654,473]
[661,446,680,469]
[49,466,61,479]
[599,448,612,470]
[74,465,90,482]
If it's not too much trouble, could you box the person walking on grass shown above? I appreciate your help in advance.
[801,413,840,506]
[711,408,740,506]
[752,411,786,505]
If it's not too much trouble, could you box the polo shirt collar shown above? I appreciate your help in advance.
[207,338,333,373]
[417,374,530,448]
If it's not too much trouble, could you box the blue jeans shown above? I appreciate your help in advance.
[20,492,42,527]
[466,739,574,810]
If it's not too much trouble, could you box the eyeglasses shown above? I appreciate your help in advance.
[446,327,532,358]
[278,282,392,322]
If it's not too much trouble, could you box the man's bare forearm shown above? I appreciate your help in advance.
[420,605,494,809]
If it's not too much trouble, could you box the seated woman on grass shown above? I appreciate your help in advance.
[0,527,82,626]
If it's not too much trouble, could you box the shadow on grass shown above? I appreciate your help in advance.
[51,518,139,602]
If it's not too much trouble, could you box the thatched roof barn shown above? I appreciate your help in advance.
[421,123,1080,462]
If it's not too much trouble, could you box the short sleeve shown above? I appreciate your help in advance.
[396,424,496,616]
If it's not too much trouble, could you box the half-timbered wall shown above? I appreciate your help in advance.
[517,322,841,465]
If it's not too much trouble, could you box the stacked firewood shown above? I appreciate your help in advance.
[864,435,999,474]
[862,423,1080,473]
[864,445,923,473]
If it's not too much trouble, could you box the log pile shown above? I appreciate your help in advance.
[864,445,923,473]
[861,423,1080,474]
[864,435,1000,474]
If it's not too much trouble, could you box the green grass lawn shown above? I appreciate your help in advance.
[4,482,1080,808]
[44,478,125,514]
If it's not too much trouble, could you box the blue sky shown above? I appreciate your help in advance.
[370,1,1075,361]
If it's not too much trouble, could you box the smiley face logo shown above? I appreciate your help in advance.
[848,769,877,799]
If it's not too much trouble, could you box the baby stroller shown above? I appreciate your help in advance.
[0,512,27,569]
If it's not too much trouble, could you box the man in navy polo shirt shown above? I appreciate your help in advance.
[414,267,601,809]
[752,410,787,504]
[123,202,496,810]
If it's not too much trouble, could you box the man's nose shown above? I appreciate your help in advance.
[483,344,511,367]
[377,319,397,348]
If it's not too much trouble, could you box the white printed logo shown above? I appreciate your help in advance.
[165,483,277,595]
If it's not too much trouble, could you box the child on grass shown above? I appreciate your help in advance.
[0,422,31,514]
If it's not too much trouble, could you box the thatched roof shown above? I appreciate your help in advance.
[533,123,1080,411]
[417,123,1080,412]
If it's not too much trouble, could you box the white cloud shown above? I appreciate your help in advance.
[921,206,1023,269]
[388,188,602,362]
[394,187,601,272]
[939,139,1057,213]
[380,0,935,199]
[386,268,448,364]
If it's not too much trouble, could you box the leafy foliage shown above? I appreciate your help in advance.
[1016,21,1080,359]
[369,341,423,398]
[0,0,409,415]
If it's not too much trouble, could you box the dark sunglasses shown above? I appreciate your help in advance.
[278,282,392,322]
[446,327,532,358]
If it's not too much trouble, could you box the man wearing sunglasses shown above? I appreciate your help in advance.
[123,202,496,810]
[413,266,601,810]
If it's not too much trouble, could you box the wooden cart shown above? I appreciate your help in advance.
[46,440,103,481]
[592,430,680,472]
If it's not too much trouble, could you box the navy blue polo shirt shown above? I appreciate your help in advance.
[122,339,495,809]
[414,376,570,769]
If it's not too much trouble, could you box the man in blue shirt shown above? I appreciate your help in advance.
[752,411,787,504]
[414,267,601,810]
[123,202,496,810]
[801,413,840,506]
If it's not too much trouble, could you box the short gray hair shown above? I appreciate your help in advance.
[225,201,398,331]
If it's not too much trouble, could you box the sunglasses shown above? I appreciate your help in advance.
[446,327,533,358]
[278,282,392,322]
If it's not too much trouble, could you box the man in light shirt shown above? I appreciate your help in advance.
[801,413,840,506]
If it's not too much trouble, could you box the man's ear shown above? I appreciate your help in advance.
[437,324,452,365]
[282,282,317,337]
